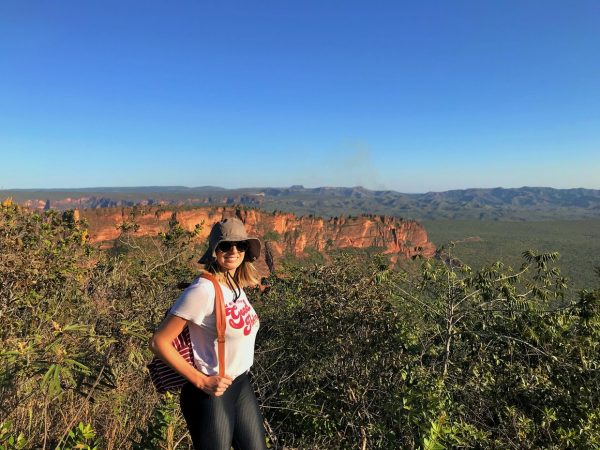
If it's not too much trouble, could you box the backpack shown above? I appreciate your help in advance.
[147,272,226,393]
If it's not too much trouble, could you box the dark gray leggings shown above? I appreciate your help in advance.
[180,373,267,450]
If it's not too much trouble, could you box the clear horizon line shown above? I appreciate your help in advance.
[1,185,599,194]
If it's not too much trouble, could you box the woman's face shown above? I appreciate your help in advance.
[215,241,246,273]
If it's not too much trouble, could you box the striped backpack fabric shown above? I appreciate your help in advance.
[147,326,194,393]
[148,272,226,394]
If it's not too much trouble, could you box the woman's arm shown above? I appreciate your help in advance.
[149,314,232,396]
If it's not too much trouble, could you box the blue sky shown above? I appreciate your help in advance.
[1,1,599,192]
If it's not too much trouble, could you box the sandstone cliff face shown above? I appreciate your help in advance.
[80,206,435,273]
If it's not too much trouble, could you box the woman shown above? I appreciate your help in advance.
[150,217,267,450]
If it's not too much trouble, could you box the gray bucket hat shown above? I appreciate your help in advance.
[198,217,261,264]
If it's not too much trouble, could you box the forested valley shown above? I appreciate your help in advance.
[1,201,598,449]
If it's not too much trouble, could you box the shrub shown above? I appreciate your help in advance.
[253,254,421,449]
[0,204,197,449]
[2,202,598,449]
[252,248,600,449]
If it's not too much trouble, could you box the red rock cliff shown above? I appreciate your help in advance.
[80,206,435,273]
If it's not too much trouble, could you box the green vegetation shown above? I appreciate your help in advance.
[0,202,197,449]
[423,219,600,291]
[1,202,599,449]
[262,230,281,243]
[255,251,599,449]
[281,246,326,267]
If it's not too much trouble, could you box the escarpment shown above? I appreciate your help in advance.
[80,206,435,274]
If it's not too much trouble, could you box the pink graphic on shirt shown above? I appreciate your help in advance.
[225,299,258,336]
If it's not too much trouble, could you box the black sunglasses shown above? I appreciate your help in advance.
[216,241,249,253]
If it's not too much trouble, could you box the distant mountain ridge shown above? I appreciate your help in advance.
[3,186,600,220]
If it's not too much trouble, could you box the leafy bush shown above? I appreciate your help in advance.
[253,254,416,449]
[263,230,281,243]
[0,203,197,449]
[253,248,600,449]
[1,202,598,449]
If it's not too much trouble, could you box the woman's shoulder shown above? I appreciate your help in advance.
[185,275,216,296]
[170,276,216,318]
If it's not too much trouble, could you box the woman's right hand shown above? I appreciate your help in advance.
[196,374,232,397]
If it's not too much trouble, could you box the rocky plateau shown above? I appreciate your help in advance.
[79,206,435,275]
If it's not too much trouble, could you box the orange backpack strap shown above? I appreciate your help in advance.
[200,272,226,377]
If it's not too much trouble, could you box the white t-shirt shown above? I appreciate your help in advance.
[169,276,260,379]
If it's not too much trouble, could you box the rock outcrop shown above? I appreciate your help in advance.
[80,206,435,274]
